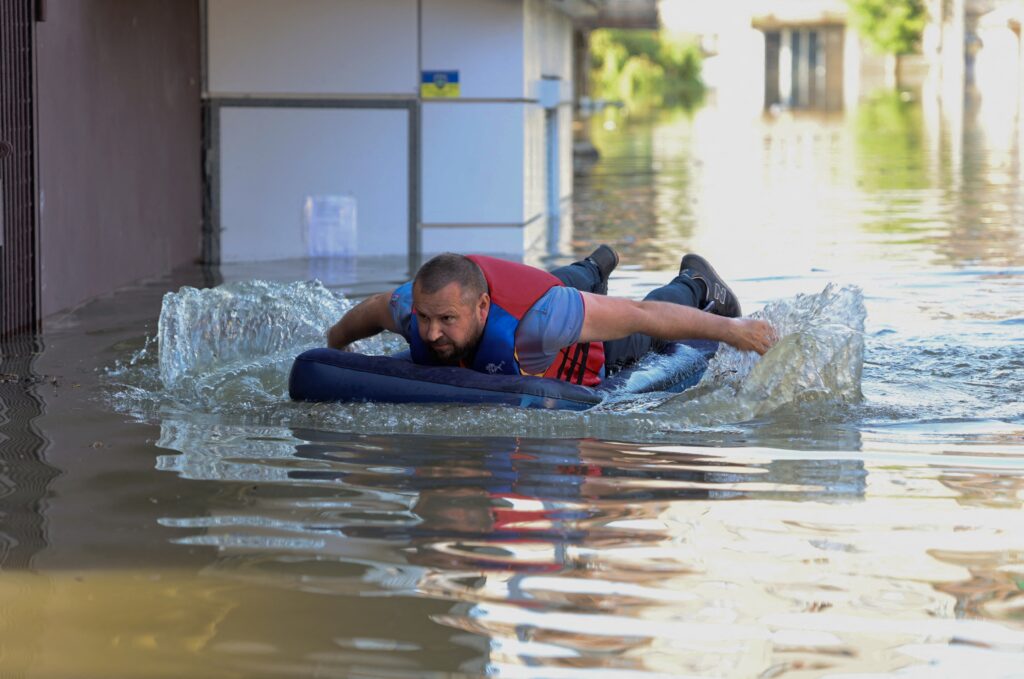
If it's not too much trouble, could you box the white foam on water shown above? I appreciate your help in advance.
[105,280,866,435]
[656,283,866,426]
[153,280,404,410]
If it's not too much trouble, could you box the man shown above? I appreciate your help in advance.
[327,247,777,385]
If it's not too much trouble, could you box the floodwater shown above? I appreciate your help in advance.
[2,89,1024,678]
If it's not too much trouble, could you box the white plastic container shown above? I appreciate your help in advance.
[302,194,357,258]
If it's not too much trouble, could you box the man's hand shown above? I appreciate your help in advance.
[725,318,777,355]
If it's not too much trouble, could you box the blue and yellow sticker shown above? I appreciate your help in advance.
[420,70,460,98]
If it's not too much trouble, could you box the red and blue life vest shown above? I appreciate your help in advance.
[409,255,606,386]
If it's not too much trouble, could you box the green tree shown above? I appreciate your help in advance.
[846,0,928,88]
[588,29,704,108]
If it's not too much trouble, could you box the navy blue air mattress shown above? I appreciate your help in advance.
[289,340,719,411]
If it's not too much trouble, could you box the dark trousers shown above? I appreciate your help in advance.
[549,259,702,374]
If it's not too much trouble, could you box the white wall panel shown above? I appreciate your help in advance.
[421,0,525,99]
[552,11,573,83]
[524,0,540,92]
[422,102,525,224]
[423,227,525,256]
[208,0,417,95]
[559,103,573,199]
[522,0,574,226]
[219,107,409,262]
[523,212,549,255]
[524,0,573,96]
[523,105,546,220]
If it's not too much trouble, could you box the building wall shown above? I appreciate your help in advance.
[523,0,574,228]
[207,0,576,262]
[421,0,525,99]
[421,102,525,225]
[419,0,574,256]
[218,107,409,262]
[520,0,577,258]
[420,0,529,254]
[207,0,418,262]
[35,0,202,317]
[207,0,418,96]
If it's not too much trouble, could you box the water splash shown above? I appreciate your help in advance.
[111,280,394,413]
[657,283,866,425]
[104,280,866,435]
[155,280,357,408]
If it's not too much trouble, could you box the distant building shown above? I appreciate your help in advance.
[753,5,847,112]
[968,0,1024,92]
[660,0,970,115]
[0,0,657,336]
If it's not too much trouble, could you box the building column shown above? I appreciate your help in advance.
[796,29,812,107]
[843,25,861,108]
[573,28,591,106]
[779,28,793,107]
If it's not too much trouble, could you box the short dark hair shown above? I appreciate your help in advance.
[413,253,487,300]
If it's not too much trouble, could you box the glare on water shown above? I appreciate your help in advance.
[3,91,1024,677]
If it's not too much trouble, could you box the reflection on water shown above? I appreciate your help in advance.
[136,432,1022,676]
[2,91,1024,677]
[3,424,1022,676]
[0,341,57,570]
[575,91,1024,274]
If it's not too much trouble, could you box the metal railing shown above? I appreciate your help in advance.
[0,0,39,340]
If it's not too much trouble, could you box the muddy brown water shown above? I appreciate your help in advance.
[1,93,1023,677]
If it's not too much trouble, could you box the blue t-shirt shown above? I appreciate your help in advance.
[389,282,585,375]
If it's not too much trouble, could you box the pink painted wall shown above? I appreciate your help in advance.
[35,0,202,317]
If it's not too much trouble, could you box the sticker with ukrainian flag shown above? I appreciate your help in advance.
[421,70,460,98]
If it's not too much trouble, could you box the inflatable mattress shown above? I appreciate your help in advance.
[289,340,718,411]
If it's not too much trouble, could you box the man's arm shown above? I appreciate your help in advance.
[578,292,777,355]
[327,291,400,350]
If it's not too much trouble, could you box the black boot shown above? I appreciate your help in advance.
[586,244,619,295]
[679,253,742,318]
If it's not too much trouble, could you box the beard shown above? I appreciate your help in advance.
[425,324,482,366]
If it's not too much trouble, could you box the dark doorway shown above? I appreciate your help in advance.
[0,0,39,339]
[762,26,844,113]
[764,31,781,108]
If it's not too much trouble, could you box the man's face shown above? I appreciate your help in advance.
[412,282,489,365]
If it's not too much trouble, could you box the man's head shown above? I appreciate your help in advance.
[412,253,489,365]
